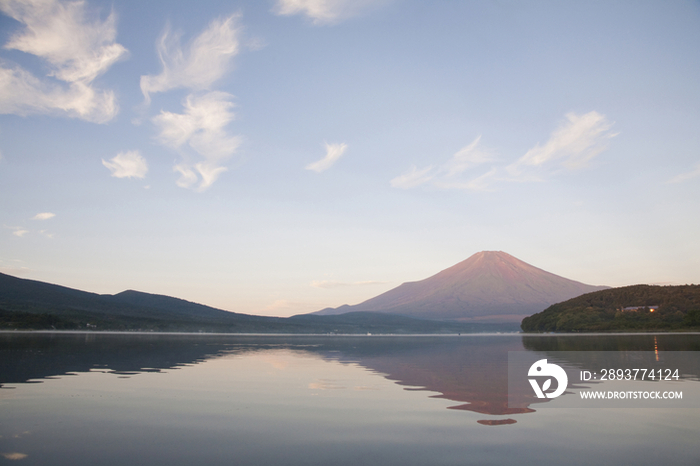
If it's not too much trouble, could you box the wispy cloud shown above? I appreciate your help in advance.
[5,225,27,237]
[433,167,499,191]
[142,15,243,190]
[0,258,30,276]
[391,136,496,191]
[6,213,55,238]
[507,111,617,177]
[310,280,388,288]
[0,0,127,123]
[305,142,347,173]
[441,136,494,176]
[390,165,435,189]
[669,161,700,184]
[272,0,387,25]
[255,299,313,317]
[0,453,28,460]
[102,150,148,179]
[153,91,241,190]
[140,15,240,104]
[393,112,617,192]
[32,212,55,220]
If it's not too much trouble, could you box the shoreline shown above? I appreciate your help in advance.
[2,330,700,337]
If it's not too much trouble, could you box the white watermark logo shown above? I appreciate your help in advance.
[528,359,568,399]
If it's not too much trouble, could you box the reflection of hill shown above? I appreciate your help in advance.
[522,333,700,352]
[521,334,700,382]
[0,333,245,386]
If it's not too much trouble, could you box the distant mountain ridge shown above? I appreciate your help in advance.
[312,251,608,323]
[0,272,249,325]
[0,272,513,333]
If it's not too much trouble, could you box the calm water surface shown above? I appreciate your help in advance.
[1,332,699,465]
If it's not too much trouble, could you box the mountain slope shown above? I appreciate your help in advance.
[313,251,608,322]
[110,290,255,322]
[0,272,155,318]
[0,272,265,329]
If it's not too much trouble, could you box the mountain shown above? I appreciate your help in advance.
[521,284,700,332]
[0,272,511,333]
[109,289,259,322]
[311,251,608,323]
[0,272,251,325]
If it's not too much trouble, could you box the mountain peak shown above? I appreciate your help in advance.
[313,251,608,323]
[434,251,557,283]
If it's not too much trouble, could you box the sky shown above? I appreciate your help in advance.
[1,0,699,317]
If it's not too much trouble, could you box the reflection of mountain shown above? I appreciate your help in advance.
[313,251,608,323]
[316,336,540,418]
[1,333,538,424]
[8,334,697,426]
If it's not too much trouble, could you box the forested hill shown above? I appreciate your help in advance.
[521,284,700,332]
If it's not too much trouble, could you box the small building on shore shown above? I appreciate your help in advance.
[619,305,659,313]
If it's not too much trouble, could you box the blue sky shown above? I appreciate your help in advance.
[1,0,699,317]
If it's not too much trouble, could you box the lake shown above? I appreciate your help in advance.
[1,332,699,465]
